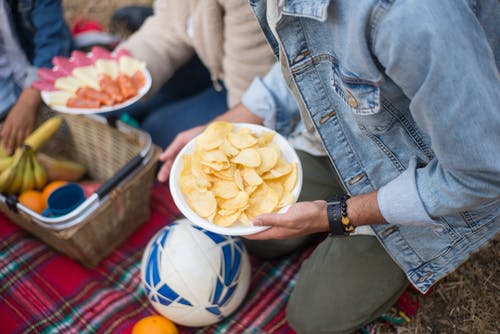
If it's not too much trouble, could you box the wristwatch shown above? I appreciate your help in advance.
[326,194,355,237]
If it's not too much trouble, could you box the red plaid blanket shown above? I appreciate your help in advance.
[0,184,416,334]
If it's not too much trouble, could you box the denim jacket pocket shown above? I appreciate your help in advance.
[331,65,395,134]
[461,198,500,231]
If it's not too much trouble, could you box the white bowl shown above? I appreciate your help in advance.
[169,123,303,236]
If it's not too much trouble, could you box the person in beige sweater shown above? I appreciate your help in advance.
[115,0,275,149]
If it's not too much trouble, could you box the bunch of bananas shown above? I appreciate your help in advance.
[0,116,63,195]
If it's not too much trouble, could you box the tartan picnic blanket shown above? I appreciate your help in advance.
[0,183,417,334]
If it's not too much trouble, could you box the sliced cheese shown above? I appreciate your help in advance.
[46,90,73,107]
[72,65,101,90]
[95,59,120,79]
[119,56,146,76]
[54,76,83,93]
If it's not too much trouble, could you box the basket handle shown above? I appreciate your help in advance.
[95,154,144,199]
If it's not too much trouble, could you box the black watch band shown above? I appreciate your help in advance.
[326,195,352,237]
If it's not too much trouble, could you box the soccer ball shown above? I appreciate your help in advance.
[140,219,251,327]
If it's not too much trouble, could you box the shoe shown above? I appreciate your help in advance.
[110,5,154,36]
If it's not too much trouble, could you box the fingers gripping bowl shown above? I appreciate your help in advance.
[169,122,303,236]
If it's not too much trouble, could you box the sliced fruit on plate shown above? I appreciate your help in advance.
[76,87,114,106]
[52,56,76,76]
[94,59,120,79]
[38,67,66,83]
[31,80,56,91]
[89,46,113,61]
[54,76,84,93]
[70,50,93,67]
[72,65,101,90]
[45,91,74,107]
[119,55,146,77]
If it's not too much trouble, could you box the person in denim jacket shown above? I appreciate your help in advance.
[0,0,71,154]
[158,0,499,332]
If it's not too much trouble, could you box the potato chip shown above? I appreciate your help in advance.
[213,210,242,227]
[278,192,295,208]
[282,163,298,192]
[231,148,260,167]
[212,165,235,181]
[187,190,217,218]
[228,131,258,149]
[212,180,240,199]
[197,121,233,150]
[247,183,279,217]
[266,179,284,199]
[257,131,275,147]
[238,212,251,225]
[220,191,249,210]
[234,169,244,190]
[256,146,279,174]
[220,139,239,157]
[243,185,258,198]
[200,149,230,171]
[177,122,298,228]
[241,167,263,186]
[179,174,197,194]
[262,157,292,179]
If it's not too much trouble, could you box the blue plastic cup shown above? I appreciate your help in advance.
[43,183,86,217]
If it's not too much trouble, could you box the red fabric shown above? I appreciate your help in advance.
[0,183,419,333]
[71,20,104,35]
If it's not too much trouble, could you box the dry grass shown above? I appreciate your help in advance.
[61,2,500,333]
[401,237,499,334]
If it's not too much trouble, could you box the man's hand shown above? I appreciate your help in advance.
[1,88,41,154]
[244,201,329,240]
[245,191,387,240]
[157,125,206,182]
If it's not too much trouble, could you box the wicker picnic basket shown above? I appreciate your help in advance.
[0,111,160,267]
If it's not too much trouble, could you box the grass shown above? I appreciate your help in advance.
[62,1,500,333]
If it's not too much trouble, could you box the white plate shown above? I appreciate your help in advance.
[169,123,303,236]
[40,68,152,115]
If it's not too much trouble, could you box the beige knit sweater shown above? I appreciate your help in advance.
[120,0,275,107]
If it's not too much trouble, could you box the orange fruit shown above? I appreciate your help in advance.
[18,190,45,214]
[132,315,178,334]
[42,180,68,206]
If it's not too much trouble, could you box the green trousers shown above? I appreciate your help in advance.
[243,150,408,334]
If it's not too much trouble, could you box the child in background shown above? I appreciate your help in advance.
[0,0,72,154]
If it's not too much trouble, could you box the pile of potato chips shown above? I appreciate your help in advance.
[179,122,298,227]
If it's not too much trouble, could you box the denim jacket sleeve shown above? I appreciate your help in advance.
[24,0,71,85]
[374,0,500,225]
[241,62,300,136]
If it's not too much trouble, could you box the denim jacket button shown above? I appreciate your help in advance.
[348,96,358,108]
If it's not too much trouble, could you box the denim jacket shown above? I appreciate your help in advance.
[244,0,500,292]
[7,0,71,79]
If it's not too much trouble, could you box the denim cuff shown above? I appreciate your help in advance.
[23,66,39,88]
[377,161,435,226]
[241,77,277,130]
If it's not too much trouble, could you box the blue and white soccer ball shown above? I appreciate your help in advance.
[140,219,251,327]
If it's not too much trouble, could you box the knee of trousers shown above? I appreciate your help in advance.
[285,236,408,334]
